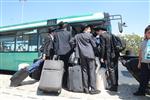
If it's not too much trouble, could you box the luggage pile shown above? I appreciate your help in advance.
[10,53,109,95]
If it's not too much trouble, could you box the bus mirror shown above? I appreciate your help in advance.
[118,22,123,33]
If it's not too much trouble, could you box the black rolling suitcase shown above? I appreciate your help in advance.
[10,68,29,87]
[124,58,150,94]
[124,58,140,82]
[38,60,64,94]
[67,65,83,92]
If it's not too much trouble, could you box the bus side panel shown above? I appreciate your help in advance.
[0,52,38,71]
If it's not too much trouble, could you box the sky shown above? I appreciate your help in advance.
[0,0,150,35]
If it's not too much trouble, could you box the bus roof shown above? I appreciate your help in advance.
[0,12,104,32]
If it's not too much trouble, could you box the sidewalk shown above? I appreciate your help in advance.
[0,62,150,100]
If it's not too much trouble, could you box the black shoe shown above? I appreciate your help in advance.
[109,86,118,92]
[133,91,145,96]
[90,90,101,94]
[84,89,89,94]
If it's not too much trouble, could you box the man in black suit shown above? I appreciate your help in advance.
[54,21,72,88]
[40,27,55,60]
[94,26,118,92]
[70,24,100,94]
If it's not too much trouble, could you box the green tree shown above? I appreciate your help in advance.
[118,33,143,56]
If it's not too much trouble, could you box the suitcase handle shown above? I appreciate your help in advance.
[52,55,60,60]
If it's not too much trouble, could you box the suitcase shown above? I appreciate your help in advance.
[124,58,150,94]
[38,60,64,94]
[124,58,140,82]
[67,65,83,92]
[10,68,29,87]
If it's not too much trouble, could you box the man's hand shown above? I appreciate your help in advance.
[74,58,78,65]
[42,54,46,60]
[42,56,46,60]
[53,55,58,60]
[137,62,141,69]
[100,58,104,63]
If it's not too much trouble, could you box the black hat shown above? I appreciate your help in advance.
[58,21,68,29]
[80,24,92,31]
[94,26,107,31]
[48,27,55,33]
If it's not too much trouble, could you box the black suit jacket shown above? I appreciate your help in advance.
[70,32,96,59]
[54,29,72,55]
[40,34,54,57]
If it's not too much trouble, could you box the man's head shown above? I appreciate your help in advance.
[58,21,68,29]
[48,27,55,35]
[94,26,107,35]
[81,24,92,33]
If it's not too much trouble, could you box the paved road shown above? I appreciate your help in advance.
[0,62,150,100]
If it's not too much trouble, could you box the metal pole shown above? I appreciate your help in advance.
[20,0,26,23]
[21,1,24,23]
[0,0,2,26]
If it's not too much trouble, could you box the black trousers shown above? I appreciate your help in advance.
[138,63,150,93]
[105,57,118,90]
[80,57,97,91]
[59,51,72,88]
[114,59,119,87]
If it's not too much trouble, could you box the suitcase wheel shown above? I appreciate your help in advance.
[58,89,61,94]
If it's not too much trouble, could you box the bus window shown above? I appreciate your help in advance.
[39,33,48,49]
[0,36,15,52]
[16,35,28,51]
[28,34,38,51]
[38,28,49,50]
[16,30,38,52]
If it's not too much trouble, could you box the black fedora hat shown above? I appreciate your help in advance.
[80,23,92,31]
[48,27,56,33]
[58,21,68,28]
[94,26,107,31]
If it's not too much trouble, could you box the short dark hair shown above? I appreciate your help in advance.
[145,25,150,34]
[58,21,68,29]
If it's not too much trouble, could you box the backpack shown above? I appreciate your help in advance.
[112,34,126,52]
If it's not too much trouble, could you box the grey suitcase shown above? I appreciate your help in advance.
[67,65,83,92]
[38,60,64,93]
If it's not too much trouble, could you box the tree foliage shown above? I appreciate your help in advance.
[118,33,143,56]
